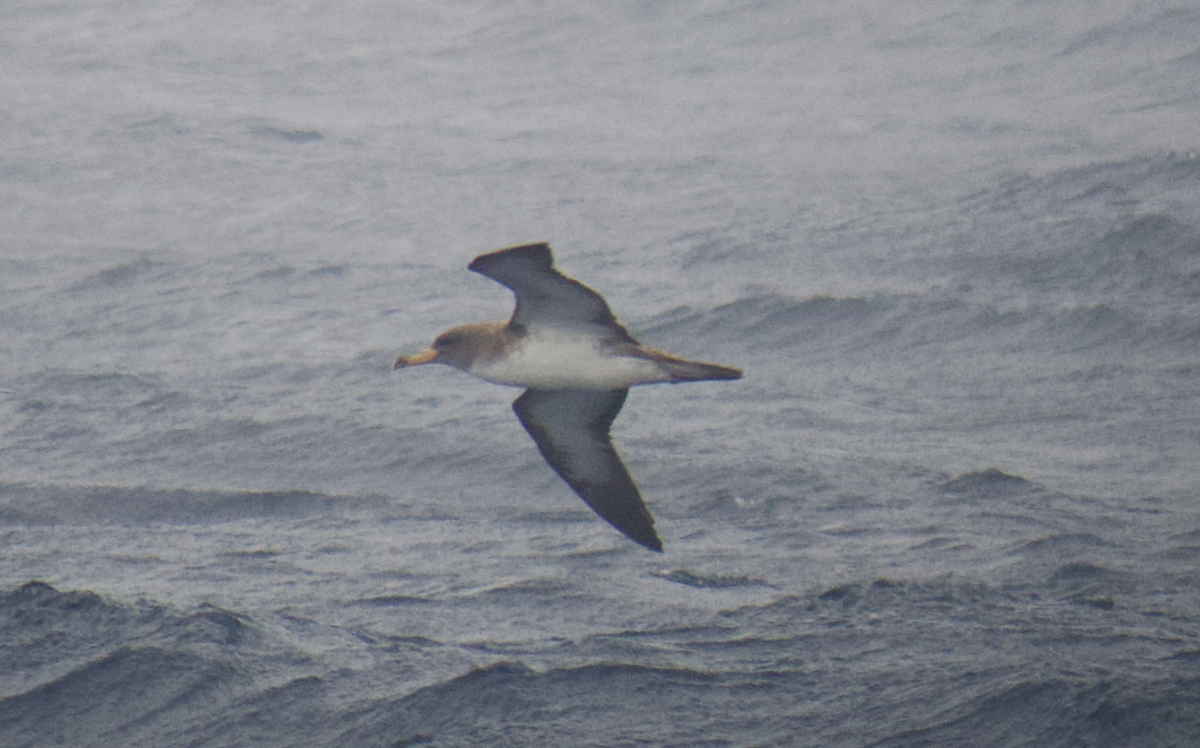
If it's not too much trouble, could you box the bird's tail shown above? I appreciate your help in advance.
[647,350,743,383]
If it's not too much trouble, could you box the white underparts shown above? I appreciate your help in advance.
[468,334,670,390]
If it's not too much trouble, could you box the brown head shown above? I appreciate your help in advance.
[392,322,513,373]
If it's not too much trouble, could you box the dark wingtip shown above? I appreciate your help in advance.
[627,524,664,552]
[469,242,553,273]
[604,514,663,552]
[598,504,663,552]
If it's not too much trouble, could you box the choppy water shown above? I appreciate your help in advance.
[3,1,1200,746]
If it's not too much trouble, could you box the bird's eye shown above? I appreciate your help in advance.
[435,334,458,348]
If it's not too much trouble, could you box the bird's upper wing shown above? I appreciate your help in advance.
[469,243,636,343]
[512,388,662,551]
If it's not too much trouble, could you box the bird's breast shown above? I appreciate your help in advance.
[467,333,670,390]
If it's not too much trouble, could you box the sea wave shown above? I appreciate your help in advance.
[5,578,1199,747]
[644,282,1198,366]
[940,467,1034,493]
[875,676,1200,748]
[0,483,390,525]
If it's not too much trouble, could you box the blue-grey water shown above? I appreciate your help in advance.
[3,1,1200,746]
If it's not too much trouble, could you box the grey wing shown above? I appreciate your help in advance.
[512,388,662,551]
[469,243,636,342]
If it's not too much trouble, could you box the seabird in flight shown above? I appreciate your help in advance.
[394,243,741,551]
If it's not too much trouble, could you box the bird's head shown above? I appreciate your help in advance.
[393,323,509,373]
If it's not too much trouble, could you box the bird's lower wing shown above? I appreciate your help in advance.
[512,388,662,551]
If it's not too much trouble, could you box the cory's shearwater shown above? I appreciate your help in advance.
[394,242,741,551]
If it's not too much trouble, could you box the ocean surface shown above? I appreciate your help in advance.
[3,1,1200,746]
